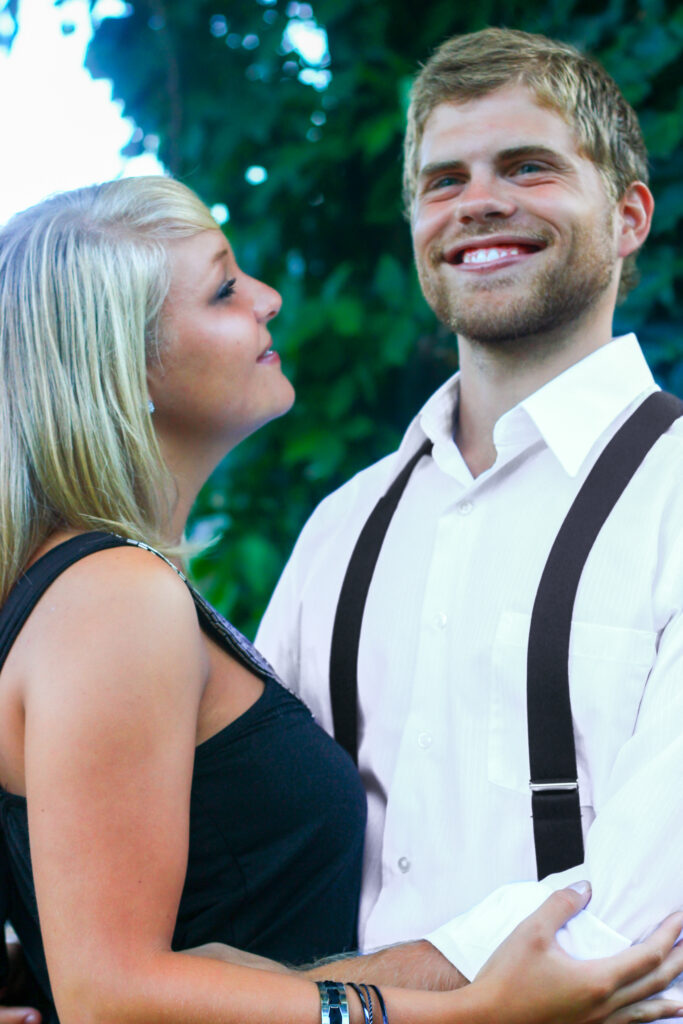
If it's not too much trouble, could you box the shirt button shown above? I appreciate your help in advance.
[434,611,448,629]
[398,857,411,873]
[417,731,433,749]
[457,501,473,515]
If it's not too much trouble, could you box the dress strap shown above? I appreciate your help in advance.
[0,531,282,688]
[0,532,128,673]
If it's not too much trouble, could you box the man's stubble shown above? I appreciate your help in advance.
[415,214,617,359]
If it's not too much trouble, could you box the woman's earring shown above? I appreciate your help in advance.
[147,398,155,414]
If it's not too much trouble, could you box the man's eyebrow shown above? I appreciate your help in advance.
[418,146,572,185]
[417,159,466,183]
[497,144,571,166]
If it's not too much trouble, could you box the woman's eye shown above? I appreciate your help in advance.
[215,277,236,301]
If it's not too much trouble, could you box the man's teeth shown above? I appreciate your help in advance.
[462,246,522,265]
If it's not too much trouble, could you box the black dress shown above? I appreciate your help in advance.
[0,533,366,1023]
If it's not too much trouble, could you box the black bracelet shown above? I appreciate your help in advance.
[347,983,371,1024]
[361,983,375,1024]
[369,984,389,1024]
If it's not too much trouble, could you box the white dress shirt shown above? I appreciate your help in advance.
[256,335,683,989]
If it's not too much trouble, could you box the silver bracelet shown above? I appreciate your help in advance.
[317,980,350,1024]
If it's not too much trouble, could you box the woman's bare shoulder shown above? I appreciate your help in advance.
[19,540,206,691]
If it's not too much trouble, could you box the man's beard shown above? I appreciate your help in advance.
[417,218,616,354]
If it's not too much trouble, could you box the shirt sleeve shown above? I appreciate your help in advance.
[255,540,306,696]
[426,605,683,999]
[255,488,342,694]
[256,454,396,692]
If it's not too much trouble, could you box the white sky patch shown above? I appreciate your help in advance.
[210,202,229,223]
[282,14,331,89]
[245,165,268,185]
[284,18,328,66]
[0,0,164,226]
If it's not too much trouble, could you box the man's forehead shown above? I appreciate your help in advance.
[418,89,579,166]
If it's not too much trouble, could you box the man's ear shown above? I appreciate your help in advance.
[617,181,654,258]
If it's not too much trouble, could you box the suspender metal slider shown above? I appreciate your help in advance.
[529,780,579,792]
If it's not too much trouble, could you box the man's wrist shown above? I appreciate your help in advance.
[303,939,469,991]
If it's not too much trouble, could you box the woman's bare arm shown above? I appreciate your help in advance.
[187,891,683,1023]
[14,546,683,1024]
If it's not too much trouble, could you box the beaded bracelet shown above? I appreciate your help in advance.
[316,980,350,1024]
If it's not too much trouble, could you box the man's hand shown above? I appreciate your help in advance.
[183,942,293,974]
[185,937,468,990]
[303,939,469,990]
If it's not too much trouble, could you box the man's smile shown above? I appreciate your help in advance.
[443,235,547,272]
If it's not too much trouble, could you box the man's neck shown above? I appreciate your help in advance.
[454,318,614,477]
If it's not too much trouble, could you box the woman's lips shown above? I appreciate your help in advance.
[257,347,280,364]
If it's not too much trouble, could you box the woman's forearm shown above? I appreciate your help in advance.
[54,951,471,1024]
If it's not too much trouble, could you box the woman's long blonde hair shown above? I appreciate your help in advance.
[0,175,218,602]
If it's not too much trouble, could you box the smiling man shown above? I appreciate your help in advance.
[257,27,683,996]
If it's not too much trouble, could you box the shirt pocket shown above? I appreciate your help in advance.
[488,611,657,808]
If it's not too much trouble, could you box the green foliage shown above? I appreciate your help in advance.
[6,0,681,634]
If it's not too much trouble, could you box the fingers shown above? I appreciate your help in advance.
[526,882,593,937]
[606,913,683,991]
[603,997,683,1024]
[0,1010,41,1024]
[600,941,683,1014]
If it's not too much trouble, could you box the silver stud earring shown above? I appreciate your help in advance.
[147,398,155,414]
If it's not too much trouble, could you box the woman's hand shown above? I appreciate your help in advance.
[0,1010,40,1024]
[474,883,683,1024]
[0,943,42,1024]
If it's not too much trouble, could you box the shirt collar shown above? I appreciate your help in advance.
[399,334,656,479]
[505,334,656,476]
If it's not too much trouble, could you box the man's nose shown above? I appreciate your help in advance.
[455,175,516,224]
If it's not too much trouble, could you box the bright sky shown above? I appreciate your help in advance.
[0,0,163,226]
[0,0,329,226]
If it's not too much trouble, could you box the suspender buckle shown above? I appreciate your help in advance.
[529,780,579,792]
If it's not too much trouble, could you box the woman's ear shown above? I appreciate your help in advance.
[617,181,654,259]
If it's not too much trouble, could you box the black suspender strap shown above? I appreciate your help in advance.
[527,390,683,879]
[328,388,682,875]
[329,439,433,763]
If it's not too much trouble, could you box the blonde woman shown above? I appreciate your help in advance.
[0,177,681,1024]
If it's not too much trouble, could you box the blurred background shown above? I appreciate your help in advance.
[2,0,682,635]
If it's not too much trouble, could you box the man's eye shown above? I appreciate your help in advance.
[514,162,544,175]
[215,277,236,300]
[428,175,462,191]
